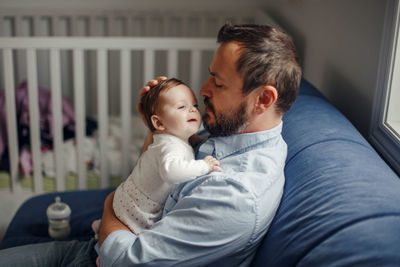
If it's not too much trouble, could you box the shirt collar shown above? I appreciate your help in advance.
[197,121,283,159]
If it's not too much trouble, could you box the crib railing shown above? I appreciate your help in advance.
[0,37,217,193]
[0,8,261,115]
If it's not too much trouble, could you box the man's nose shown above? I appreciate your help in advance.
[200,77,212,97]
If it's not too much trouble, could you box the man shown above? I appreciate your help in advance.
[97,23,301,266]
[0,23,301,267]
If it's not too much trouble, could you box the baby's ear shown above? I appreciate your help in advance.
[151,115,165,131]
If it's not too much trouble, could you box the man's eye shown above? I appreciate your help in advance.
[193,104,199,108]
[178,105,185,109]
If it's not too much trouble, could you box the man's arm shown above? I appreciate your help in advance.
[97,175,263,267]
[98,191,130,246]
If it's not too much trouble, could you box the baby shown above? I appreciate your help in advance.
[112,77,221,234]
[92,78,221,254]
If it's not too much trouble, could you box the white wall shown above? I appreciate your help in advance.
[262,0,386,137]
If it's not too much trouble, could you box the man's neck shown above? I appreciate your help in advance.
[240,114,282,134]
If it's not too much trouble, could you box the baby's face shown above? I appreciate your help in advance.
[157,84,202,141]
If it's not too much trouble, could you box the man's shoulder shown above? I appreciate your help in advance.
[179,172,257,202]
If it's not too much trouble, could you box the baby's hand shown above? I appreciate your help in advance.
[203,155,222,172]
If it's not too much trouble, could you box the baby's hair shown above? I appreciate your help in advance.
[140,78,187,132]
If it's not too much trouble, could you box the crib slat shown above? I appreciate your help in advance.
[126,15,133,36]
[190,50,202,99]
[167,49,178,78]
[33,16,41,36]
[0,16,4,36]
[144,49,154,85]
[120,49,132,180]
[88,16,97,36]
[106,15,114,36]
[15,15,23,36]
[70,16,78,36]
[14,16,26,88]
[97,49,109,188]
[182,15,189,37]
[2,49,20,192]
[51,16,61,36]
[144,15,151,37]
[27,49,43,193]
[50,48,65,191]
[73,48,87,189]
[199,16,208,37]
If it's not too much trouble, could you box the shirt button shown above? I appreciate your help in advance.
[217,152,223,157]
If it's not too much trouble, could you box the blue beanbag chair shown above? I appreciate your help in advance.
[251,79,400,266]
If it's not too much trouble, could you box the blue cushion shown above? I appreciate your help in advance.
[251,79,400,266]
[0,188,113,249]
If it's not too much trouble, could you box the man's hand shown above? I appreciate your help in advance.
[98,191,130,246]
[136,76,168,125]
[137,76,167,154]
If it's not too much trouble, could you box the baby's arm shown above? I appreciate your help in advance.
[160,146,222,184]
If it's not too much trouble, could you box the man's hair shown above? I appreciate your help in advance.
[217,23,302,114]
[140,78,186,132]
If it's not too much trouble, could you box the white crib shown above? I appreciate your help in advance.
[0,36,217,194]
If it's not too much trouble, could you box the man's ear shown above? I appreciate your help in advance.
[255,85,278,113]
[151,115,165,131]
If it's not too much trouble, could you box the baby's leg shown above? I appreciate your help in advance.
[91,219,101,240]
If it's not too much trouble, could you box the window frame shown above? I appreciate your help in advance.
[370,0,400,176]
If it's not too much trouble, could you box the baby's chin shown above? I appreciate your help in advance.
[187,128,200,138]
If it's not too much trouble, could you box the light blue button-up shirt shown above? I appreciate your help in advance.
[98,121,287,266]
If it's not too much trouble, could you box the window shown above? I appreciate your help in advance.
[370,0,400,175]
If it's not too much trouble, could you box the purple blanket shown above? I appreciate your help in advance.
[0,81,75,176]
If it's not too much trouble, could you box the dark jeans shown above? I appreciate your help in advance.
[0,238,97,267]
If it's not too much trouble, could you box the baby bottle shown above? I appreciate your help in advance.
[46,196,71,240]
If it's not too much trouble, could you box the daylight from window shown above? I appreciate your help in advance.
[385,33,400,139]
[371,0,400,176]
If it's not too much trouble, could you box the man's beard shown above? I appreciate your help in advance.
[203,98,249,137]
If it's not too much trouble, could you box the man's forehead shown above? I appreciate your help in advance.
[210,42,242,81]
